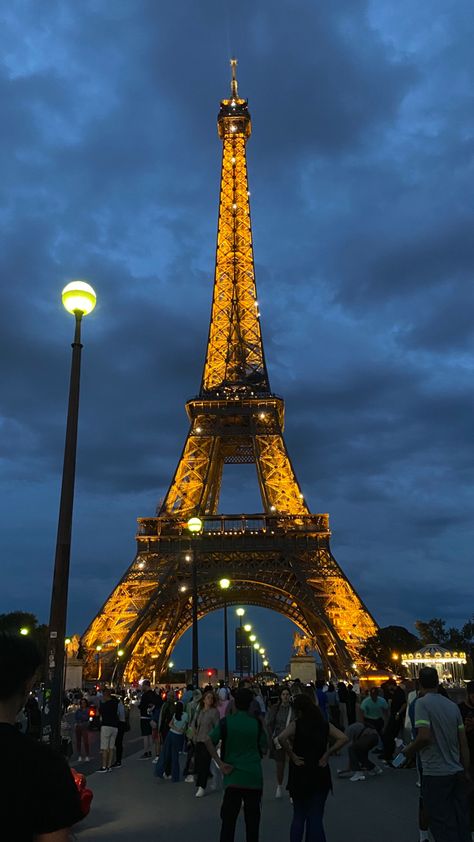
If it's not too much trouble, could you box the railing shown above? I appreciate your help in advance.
[137,512,330,538]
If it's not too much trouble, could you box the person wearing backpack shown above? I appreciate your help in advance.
[205,687,267,842]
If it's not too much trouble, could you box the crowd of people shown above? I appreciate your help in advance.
[1,629,474,842]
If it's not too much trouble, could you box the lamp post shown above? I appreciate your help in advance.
[236,608,245,678]
[249,634,256,676]
[253,641,260,675]
[219,578,231,683]
[42,280,96,749]
[187,516,203,688]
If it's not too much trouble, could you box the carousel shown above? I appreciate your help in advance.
[401,643,467,683]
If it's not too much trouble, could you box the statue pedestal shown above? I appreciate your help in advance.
[290,655,316,684]
[65,658,83,691]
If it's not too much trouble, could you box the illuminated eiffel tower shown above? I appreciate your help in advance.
[82,61,377,681]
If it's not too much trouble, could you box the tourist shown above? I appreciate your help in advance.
[382,681,407,765]
[343,721,380,781]
[360,686,388,735]
[139,679,162,758]
[112,694,127,767]
[155,700,188,782]
[183,688,202,781]
[325,682,340,728]
[315,681,328,721]
[98,687,119,773]
[266,686,294,799]
[74,698,90,761]
[204,687,267,842]
[403,666,471,842]
[459,681,474,836]
[193,689,220,796]
[24,693,42,740]
[346,683,357,725]
[0,632,83,839]
[217,683,231,718]
[278,694,348,842]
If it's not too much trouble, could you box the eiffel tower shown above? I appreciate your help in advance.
[82,61,377,682]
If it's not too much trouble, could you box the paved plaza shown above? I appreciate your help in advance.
[76,746,420,841]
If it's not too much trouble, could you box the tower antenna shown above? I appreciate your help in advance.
[230,57,238,99]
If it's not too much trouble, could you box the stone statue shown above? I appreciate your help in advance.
[65,634,81,660]
[293,632,314,657]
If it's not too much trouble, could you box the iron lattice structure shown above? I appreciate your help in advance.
[82,62,377,682]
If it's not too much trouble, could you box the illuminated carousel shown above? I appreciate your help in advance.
[401,644,467,683]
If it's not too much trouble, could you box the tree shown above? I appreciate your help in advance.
[415,618,449,645]
[360,625,419,672]
[0,612,48,668]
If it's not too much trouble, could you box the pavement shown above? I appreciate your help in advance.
[75,745,421,841]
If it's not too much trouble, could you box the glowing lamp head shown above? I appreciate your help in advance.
[254,642,260,650]
[117,649,124,657]
[65,637,71,645]
[259,648,265,654]
[219,578,231,590]
[244,624,252,632]
[96,645,102,652]
[168,661,174,669]
[20,628,29,636]
[249,634,256,642]
[236,608,245,617]
[187,516,203,534]
[62,280,96,316]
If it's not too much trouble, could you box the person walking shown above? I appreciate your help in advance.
[139,680,162,759]
[278,694,348,842]
[74,698,90,761]
[360,687,388,735]
[155,701,188,782]
[99,687,119,773]
[205,687,267,842]
[0,632,83,839]
[325,683,340,729]
[194,690,220,796]
[112,695,127,767]
[403,667,471,842]
[266,686,294,799]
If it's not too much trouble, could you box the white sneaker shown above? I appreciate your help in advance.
[275,785,283,799]
[163,773,171,779]
[84,756,90,762]
[185,775,195,783]
[195,787,206,797]
[349,772,366,782]
[77,756,82,762]
[152,757,159,764]
[368,767,383,776]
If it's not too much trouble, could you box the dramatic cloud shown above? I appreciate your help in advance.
[1,0,473,669]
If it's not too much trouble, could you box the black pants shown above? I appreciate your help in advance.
[422,773,471,842]
[195,741,212,789]
[220,787,262,842]
[115,722,126,764]
[382,715,402,762]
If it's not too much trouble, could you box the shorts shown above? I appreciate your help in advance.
[100,725,118,750]
[140,719,152,737]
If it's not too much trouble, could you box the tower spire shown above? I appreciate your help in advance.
[200,61,270,396]
[230,57,239,99]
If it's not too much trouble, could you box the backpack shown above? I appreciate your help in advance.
[219,715,264,762]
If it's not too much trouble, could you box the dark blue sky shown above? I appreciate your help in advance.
[1,1,473,673]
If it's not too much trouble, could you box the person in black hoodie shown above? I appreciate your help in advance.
[0,632,83,841]
[278,694,348,842]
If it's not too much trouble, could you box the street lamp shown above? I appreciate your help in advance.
[253,641,260,675]
[244,624,252,633]
[42,280,96,749]
[219,578,231,683]
[96,645,103,681]
[20,628,29,636]
[187,516,203,688]
[236,607,245,679]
